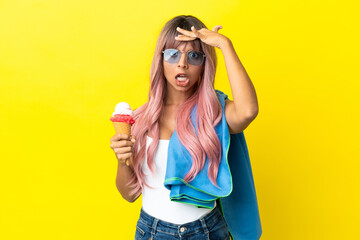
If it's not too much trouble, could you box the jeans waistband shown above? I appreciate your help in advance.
[138,202,223,236]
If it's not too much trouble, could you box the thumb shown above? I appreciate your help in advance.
[212,25,223,32]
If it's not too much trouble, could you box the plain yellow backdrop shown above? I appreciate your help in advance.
[1,0,359,239]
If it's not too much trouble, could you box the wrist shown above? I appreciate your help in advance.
[219,37,231,50]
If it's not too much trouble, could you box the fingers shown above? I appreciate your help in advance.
[175,28,196,41]
[176,27,197,38]
[191,26,202,38]
[175,35,196,41]
[111,133,130,142]
[212,25,223,32]
[175,25,222,43]
[110,133,135,149]
[109,132,135,168]
[117,152,133,161]
[114,146,132,154]
[114,145,133,163]
[191,26,198,33]
[110,133,136,143]
[110,132,136,165]
[110,138,134,149]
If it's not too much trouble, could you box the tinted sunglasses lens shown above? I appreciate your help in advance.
[187,51,204,65]
[163,49,180,63]
[163,49,204,65]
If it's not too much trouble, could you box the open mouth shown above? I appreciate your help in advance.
[175,73,190,87]
[175,78,190,87]
[175,74,188,81]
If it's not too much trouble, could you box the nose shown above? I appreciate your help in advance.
[177,52,188,69]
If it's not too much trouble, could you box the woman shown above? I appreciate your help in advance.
[110,15,260,240]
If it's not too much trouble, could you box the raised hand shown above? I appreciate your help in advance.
[175,25,229,49]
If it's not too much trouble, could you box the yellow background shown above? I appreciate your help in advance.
[1,0,359,239]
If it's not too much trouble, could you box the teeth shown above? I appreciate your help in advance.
[176,76,188,81]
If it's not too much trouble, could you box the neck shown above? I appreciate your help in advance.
[165,85,197,106]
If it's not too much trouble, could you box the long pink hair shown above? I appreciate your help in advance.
[127,15,223,199]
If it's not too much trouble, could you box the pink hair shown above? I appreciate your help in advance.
[126,15,223,199]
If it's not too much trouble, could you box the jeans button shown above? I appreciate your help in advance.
[180,227,187,232]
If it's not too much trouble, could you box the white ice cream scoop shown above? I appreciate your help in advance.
[112,102,134,117]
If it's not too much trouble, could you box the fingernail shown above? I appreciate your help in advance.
[131,138,136,142]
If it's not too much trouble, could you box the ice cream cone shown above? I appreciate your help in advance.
[112,122,131,135]
[113,122,131,166]
[110,102,135,167]
[112,122,131,166]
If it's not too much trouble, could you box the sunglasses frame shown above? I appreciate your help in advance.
[162,49,206,66]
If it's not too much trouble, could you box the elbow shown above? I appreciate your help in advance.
[123,193,141,203]
[120,192,136,203]
[116,183,138,203]
[123,195,136,203]
[247,107,259,119]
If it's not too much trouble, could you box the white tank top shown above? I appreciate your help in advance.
[141,135,216,224]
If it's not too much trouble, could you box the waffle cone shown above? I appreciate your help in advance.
[112,122,131,167]
[112,122,131,135]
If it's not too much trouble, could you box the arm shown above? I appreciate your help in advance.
[116,108,140,202]
[115,163,141,203]
[220,38,259,134]
[111,133,140,203]
[174,26,258,133]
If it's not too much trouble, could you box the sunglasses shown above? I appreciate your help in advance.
[162,49,206,66]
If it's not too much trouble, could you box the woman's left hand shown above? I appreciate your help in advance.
[175,25,229,49]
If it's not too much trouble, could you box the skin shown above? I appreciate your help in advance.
[162,25,226,107]
[176,25,259,134]
[111,24,259,202]
[163,41,203,106]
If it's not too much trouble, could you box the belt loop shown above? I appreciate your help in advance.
[200,217,209,239]
[150,217,159,239]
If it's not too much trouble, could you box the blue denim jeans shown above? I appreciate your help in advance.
[135,203,231,240]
